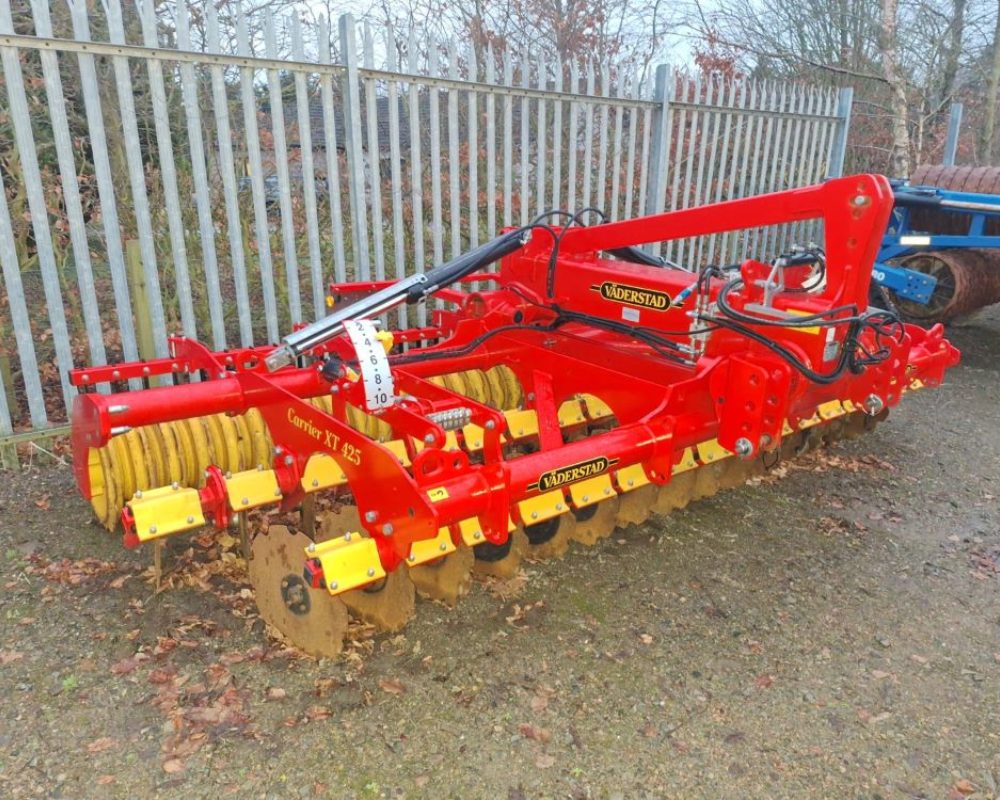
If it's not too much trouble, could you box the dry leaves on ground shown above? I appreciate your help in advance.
[518,723,551,743]
[86,737,117,754]
[378,678,406,696]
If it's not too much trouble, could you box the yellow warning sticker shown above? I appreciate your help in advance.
[427,487,449,502]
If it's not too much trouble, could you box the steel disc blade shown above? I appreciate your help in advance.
[473,528,528,579]
[409,547,474,606]
[316,505,363,542]
[248,525,349,659]
[653,471,698,514]
[571,496,621,546]
[615,484,658,527]
[315,506,416,631]
[341,568,416,632]
[524,513,576,560]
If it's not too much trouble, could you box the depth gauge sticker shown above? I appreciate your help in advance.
[343,319,395,411]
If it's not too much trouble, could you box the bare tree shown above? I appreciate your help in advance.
[983,0,1000,160]
[880,0,911,173]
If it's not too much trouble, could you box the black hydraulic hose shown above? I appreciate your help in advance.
[406,228,529,303]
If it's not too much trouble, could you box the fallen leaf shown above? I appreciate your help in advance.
[871,670,893,680]
[111,654,148,675]
[639,633,654,645]
[529,693,549,714]
[148,668,176,685]
[305,705,332,722]
[266,687,287,701]
[754,674,774,689]
[379,678,406,696]
[953,779,976,795]
[87,737,117,754]
[34,494,50,510]
[518,723,552,743]
[0,650,24,665]
[97,775,116,786]
[162,758,185,774]
[535,753,556,769]
[910,654,928,665]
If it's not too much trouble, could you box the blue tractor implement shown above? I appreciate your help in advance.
[873,167,1000,322]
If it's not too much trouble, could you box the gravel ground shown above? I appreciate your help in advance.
[0,311,997,800]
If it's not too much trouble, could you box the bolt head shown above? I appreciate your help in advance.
[367,567,375,577]
[307,543,316,553]
[149,525,157,534]
[424,433,435,444]
[531,511,539,519]
[365,511,378,523]
[283,455,294,466]
[381,523,394,536]
[330,581,338,591]
[734,437,754,459]
[863,394,884,416]
[439,542,447,551]
[187,516,194,524]
[485,420,496,430]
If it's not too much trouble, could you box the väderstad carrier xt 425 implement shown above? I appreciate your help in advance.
[69,174,959,657]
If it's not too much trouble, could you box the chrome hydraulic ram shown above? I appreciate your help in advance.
[264,228,529,371]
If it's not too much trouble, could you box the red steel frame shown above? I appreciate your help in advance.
[70,175,960,573]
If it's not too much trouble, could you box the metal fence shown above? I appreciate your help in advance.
[0,0,851,461]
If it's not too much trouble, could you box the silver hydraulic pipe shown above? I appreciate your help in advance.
[937,198,1000,213]
[264,273,428,371]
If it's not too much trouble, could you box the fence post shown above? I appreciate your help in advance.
[0,355,16,469]
[828,86,854,178]
[943,102,963,167]
[338,14,371,281]
[126,240,157,367]
[645,64,672,218]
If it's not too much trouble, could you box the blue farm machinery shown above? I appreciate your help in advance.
[874,165,1000,323]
